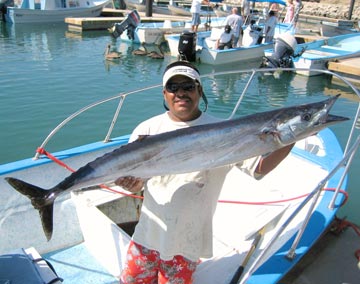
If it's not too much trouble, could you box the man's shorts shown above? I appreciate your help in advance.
[120,240,198,284]
[191,13,201,26]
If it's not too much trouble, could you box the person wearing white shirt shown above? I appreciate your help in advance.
[116,60,294,284]
[241,0,251,24]
[225,7,243,47]
[216,25,234,50]
[190,0,209,32]
[264,10,278,43]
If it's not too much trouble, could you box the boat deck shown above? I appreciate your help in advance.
[66,9,191,31]
[44,243,119,284]
[301,46,353,59]
[281,220,360,284]
[41,222,360,284]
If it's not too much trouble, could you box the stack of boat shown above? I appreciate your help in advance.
[2,0,112,24]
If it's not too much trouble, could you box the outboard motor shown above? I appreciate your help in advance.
[261,33,297,68]
[178,31,197,62]
[109,10,141,40]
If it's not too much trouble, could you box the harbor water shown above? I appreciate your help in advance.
[0,22,359,224]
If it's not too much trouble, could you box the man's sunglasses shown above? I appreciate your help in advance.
[165,81,197,93]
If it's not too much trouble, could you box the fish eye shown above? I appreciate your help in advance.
[302,113,312,122]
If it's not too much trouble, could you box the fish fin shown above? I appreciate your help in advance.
[258,128,279,141]
[5,177,55,241]
[137,135,149,141]
[39,203,55,241]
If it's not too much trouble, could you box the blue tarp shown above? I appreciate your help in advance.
[249,0,287,6]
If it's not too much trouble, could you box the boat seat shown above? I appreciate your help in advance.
[320,45,352,53]
[204,38,217,49]
[0,247,63,284]
[303,49,343,58]
[204,28,224,50]
[322,44,358,52]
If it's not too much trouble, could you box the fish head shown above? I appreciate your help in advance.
[271,94,349,145]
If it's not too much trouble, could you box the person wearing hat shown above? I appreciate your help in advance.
[215,24,234,50]
[116,60,294,284]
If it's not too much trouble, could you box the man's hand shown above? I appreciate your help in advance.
[115,176,144,193]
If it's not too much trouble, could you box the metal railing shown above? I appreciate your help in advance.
[32,68,360,283]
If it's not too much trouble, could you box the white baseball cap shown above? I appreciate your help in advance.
[163,64,201,87]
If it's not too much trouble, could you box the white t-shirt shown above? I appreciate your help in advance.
[190,0,202,13]
[241,0,250,16]
[225,14,243,37]
[219,30,233,44]
[242,25,261,47]
[265,15,278,37]
[130,112,260,261]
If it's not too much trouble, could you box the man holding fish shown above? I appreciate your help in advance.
[5,60,347,282]
[116,61,295,284]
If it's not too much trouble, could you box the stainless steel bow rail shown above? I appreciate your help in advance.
[33,84,162,160]
[32,67,360,283]
[239,135,360,284]
[33,67,360,160]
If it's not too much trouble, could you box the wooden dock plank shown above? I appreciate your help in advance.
[328,57,360,76]
[328,57,360,87]
[65,9,191,32]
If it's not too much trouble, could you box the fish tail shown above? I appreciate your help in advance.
[5,177,55,241]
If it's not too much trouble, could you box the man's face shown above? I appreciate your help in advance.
[163,75,202,122]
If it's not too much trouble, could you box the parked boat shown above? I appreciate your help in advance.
[320,20,359,37]
[3,0,112,24]
[264,33,360,76]
[0,68,359,284]
[109,9,226,45]
[167,22,294,65]
[124,0,172,15]
[167,2,215,17]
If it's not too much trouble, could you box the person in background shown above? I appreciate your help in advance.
[215,24,234,50]
[269,2,280,17]
[264,10,278,43]
[241,0,251,24]
[225,7,243,48]
[242,19,262,46]
[190,0,210,32]
[293,0,303,26]
[283,0,295,24]
[116,60,294,284]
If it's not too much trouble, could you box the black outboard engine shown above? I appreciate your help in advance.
[261,33,297,68]
[108,10,141,40]
[178,31,197,62]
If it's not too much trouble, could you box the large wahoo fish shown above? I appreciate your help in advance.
[6,95,348,240]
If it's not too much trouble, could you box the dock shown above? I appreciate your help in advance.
[65,9,190,32]
[328,57,360,86]
[280,219,360,284]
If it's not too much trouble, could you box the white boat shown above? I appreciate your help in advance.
[123,0,172,15]
[167,22,294,65]
[167,2,215,17]
[320,20,359,37]
[3,0,112,24]
[0,68,359,284]
[264,33,360,76]
[109,10,226,45]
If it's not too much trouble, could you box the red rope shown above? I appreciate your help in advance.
[37,147,349,205]
[37,147,143,199]
[37,147,76,173]
[218,188,348,206]
[332,216,360,263]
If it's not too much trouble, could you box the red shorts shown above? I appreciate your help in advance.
[120,240,198,284]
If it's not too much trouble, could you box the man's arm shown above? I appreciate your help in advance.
[115,176,144,192]
[255,143,295,175]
